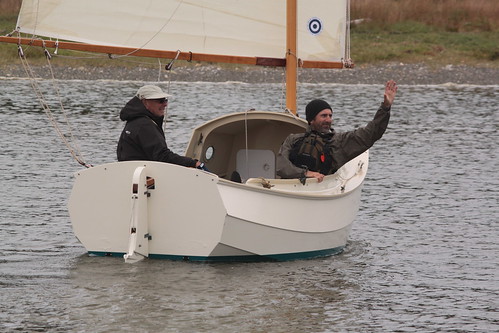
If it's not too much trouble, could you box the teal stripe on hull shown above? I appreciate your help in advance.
[88,246,344,262]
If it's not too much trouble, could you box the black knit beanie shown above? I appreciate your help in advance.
[305,99,332,123]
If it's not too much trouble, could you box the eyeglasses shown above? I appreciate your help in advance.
[150,98,168,104]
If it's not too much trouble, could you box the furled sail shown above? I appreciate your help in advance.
[16,0,349,64]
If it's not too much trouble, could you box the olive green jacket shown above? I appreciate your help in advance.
[276,104,391,179]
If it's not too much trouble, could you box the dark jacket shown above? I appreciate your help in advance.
[276,104,391,178]
[116,97,197,167]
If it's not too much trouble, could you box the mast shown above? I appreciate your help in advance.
[286,0,298,115]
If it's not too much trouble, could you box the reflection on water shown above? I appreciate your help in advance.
[67,255,356,332]
[0,79,498,332]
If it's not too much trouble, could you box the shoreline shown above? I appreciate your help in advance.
[1,62,498,85]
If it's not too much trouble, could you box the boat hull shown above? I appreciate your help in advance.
[68,151,367,262]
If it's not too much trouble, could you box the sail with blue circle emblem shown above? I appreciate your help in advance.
[16,0,350,65]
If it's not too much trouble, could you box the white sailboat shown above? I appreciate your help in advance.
[2,0,368,262]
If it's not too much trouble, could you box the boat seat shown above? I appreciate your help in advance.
[236,149,275,183]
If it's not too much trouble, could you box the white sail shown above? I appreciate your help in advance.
[17,0,349,62]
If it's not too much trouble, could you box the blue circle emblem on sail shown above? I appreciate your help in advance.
[308,18,323,35]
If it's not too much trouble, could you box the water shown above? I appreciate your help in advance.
[0,78,497,332]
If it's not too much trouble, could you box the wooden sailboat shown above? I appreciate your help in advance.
[2,0,368,262]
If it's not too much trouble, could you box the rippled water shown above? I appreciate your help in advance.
[1,78,497,332]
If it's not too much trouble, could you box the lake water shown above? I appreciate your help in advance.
[0,77,497,332]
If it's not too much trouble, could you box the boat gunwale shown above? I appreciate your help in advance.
[217,173,364,200]
[71,159,365,200]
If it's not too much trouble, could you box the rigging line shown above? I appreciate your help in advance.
[107,0,185,59]
[244,109,249,181]
[55,52,168,70]
[280,66,286,112]
[44,47,88,166]
[157,58,162,82]
[17,42,89,167]
[6,28,18,37]
[53,53,105,60]
[51,47,113,59]
[162,59,175,133]
[344,0,352,66]
[337,160,364,186]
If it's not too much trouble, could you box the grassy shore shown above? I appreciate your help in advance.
[1,0,498,69]
[351,22,498,66]
[350,0,498,66]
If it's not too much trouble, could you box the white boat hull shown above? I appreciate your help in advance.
[68,152,368,262]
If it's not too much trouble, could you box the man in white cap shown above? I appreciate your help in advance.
[277,80,398,182]
[117,85,203,169]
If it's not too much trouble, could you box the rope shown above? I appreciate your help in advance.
[158,58,176,133]
[157,58,162,82]
[280,65,287,112]
[336,160,364,191]
[244,109,250,180]
[17,39,91,168]
[344,0,353,67]
[103,0,184,60]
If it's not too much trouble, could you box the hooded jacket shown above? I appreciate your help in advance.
[116,97,197,167]
[276,103,391,179]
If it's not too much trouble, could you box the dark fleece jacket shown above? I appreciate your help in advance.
[116,96,197,167]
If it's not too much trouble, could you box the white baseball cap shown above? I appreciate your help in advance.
[136,85,171,100]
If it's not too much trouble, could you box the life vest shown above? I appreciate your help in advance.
[289,131,334,175]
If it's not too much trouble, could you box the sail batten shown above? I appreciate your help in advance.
[16,0,349,65]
